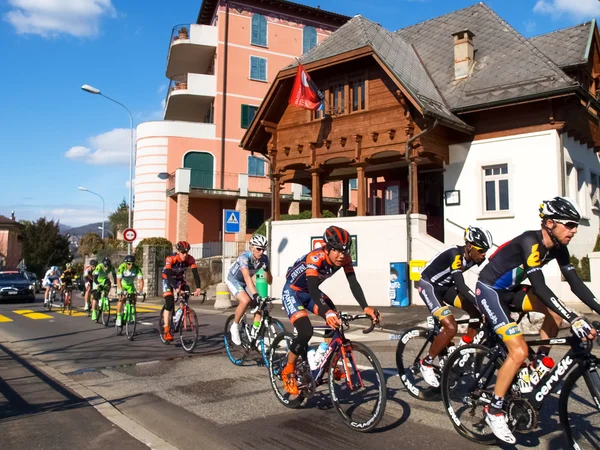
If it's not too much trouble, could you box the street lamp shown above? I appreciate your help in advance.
[99,227,114,238]
[78,187,105,239]
[81,84,134,251]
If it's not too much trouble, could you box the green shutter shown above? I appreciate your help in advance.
[303,26,317,53]
[241,104,249,128]
[250,57,259,79]
[251,14,267,46]
[183,152,214,189]
[259,58,266,81]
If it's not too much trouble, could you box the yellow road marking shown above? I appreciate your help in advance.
[13,310,53,320]
[56,311,87,317]
[135,304,162,310]
[0,314,13,322]
[135,308,157,313]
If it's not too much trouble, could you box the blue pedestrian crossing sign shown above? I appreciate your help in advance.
[224,209,241,233]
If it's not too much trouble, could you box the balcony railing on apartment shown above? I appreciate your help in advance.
[166,74,215,123]
[169,23,192,47]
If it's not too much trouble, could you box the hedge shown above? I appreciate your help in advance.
[135,238,173,263]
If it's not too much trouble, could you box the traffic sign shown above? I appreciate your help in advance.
[123,228,137,243]
[223,209,240,233]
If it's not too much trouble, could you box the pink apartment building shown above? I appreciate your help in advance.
[0,214,24,269]
[133,0,350,251]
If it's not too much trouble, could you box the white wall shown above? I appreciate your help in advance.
[269,214,446,307]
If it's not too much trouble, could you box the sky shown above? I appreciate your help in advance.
[0,0,599,227]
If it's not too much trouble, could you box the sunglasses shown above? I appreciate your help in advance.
[555,220,579,230]
[254,247,265,252]
[471,245,487,254]
[126,262,133,265]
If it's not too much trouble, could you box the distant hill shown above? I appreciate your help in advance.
[63,222,104,237]
[58,223,73,234]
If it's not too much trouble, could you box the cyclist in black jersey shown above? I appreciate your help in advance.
[417,225,492,387]
[475,196,598,444]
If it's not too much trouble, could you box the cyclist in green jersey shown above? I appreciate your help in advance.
[91,257,117,321]
[115,255,144,327]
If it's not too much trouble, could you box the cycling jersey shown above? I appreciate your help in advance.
[60,269,75,286]
[93,263,116,288]
[117,263,143,294]
[83,265,95,279]
[44,269,61,281]
[479,230,599,324]
[228,251,269,282]
[286,248,353,292]
[162,253,197,283]
[421,245,477,287]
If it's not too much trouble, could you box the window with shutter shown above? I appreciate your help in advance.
[241,105,258,129]
[250,56,267,81]
[302,26,317,53]
[248,156,265,176]
[251,14,267,46]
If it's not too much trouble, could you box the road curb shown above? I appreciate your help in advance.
[0,337,178,450]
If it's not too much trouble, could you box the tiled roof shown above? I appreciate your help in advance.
[395,2,577,111]
[529,21,594,69]
[0,215,22,227]
[290,15,471,131]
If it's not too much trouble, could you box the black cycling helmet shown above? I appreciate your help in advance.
[89,259,98,266]
[323,225,352,252]
[124,255,135,264]
[176,241,191,252]
[539,196,582,223]
[464,225,493,251]
[102,257,111,266]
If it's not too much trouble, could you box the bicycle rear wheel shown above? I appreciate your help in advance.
[158,306,170,344]
[559,362,600,449]
[329,341,387,432]
[268,332,306,409]
[260,317,285,368]
[101,297,111,326]
[125,303,137,341]
[46,292,53,311]
[180,307,198,353]
[396,327,440,401]
[441,344,501,445]
[224,314,249,365]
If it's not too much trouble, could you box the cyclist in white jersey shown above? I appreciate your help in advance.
[227,234,272,345]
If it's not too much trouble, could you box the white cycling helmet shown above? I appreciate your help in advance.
[464,226,493,251]
[250,234,268,248]
[539,196,582,223]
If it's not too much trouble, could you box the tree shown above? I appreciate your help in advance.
[108,198,129,234]
[79,232,104,257]
[20,218,72,277]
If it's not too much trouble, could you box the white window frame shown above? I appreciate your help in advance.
[566,162,588,217]
[478,162,514,219]
[249,55,268,82]
[590,170,600,210]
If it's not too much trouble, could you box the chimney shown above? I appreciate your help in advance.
[452,30,475,80]
[10,210,15,221]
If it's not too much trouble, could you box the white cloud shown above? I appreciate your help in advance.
[39,207,104,226]
[534,0,600,19]
[4,0,116,38]
[65,128,136,165]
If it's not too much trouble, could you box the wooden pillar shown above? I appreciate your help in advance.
[273,176,281,221]
[410,160,419,214]
[309,170,323,218]
[356,165,367,216]
[342,179,350,216]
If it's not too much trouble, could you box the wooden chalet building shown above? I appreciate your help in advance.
[241,3,600,306]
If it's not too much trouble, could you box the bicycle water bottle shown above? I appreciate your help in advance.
[307,346,319,371]
[256,269,269,298]
[517,363,533,393]
[529,356,555,386]
[174,307,183,324]
[313,341,329,367]
[457,335,473,348]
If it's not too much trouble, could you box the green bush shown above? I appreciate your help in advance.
[594,233,600,252]
[135,238,173,263]
[256,210,337,236]
[570,254,591,282]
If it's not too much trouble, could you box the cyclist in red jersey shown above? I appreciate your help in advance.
[280,225,380,395]
[161,241,202,341]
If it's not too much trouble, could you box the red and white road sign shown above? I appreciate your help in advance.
[123,228,137,243]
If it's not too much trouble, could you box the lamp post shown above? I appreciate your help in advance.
[78,187,105,239]
[99,227,115,238]
[81,84,134,252]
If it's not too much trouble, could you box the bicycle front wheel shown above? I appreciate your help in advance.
[328,341,387,432]
[395,327,440,401]
[101,297,111,326]
[559,362,600,449]
[180,307,198,353]
[126,304,137,341]
[224,315,249,365]
[268,331,306,409]
[260,317,285,368]
[441,344,501,445]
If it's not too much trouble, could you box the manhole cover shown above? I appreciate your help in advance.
[64,368,108,381]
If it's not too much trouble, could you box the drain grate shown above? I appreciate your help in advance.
[64,368,108,381]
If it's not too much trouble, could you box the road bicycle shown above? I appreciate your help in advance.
[268,313,387,432]
[61,284,73,315]
[116,292,146,340]
[45,284,59,312]
[441,320,600,448]
[158,289,199,353]
[93,284,112,326]
[223,296,285,367]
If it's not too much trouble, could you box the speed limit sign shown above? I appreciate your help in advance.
[123,228,137,243]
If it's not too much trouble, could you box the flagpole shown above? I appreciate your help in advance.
[294,58,330,115]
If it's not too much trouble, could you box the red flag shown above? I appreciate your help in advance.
[288,64,323,111]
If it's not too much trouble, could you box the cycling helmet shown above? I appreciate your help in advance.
[323,225,352,252]
[89,259,98,266]
[464,226,493,251]
[102,257,111,266]
[539,196,582,222]
[176,241,191,252]
[65,263,72,269]
[124,255,135,263]
[250,234,268,248]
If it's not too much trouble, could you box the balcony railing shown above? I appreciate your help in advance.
[169,23,192,47]
[248,175,270,193]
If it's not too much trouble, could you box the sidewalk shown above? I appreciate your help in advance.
[0,343,149,450]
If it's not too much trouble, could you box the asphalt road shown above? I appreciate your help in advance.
[0,292,580,449]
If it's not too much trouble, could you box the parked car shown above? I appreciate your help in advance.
[0,270,36,302]
[25,271,41,293]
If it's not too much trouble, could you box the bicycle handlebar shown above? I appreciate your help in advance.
[338,313,379,334]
